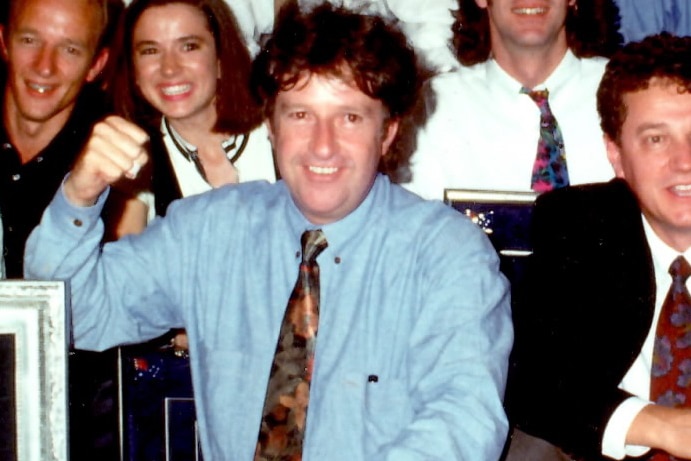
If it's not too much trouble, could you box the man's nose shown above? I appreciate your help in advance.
[33,46,57,77]
[311,119,336,157]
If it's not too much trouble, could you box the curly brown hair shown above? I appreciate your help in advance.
[251,2,424,179]
[452,0,623,66]
[597,33,691,146]
[111,0,262,134]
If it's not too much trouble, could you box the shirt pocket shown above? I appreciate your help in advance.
[363,375,414,453]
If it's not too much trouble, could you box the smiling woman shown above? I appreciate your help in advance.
[104,1,278,458]
[109,0,277,233]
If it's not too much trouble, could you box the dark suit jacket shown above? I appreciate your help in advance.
[505,178,656,460]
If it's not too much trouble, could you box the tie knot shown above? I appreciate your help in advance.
[301,229,328,263]
[521,87,549,104]
[669,255,691,283]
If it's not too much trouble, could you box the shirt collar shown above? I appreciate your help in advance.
[160,117,243,163]
[642,215,691,282]
[485,48,578,95]
[283,174,389,257]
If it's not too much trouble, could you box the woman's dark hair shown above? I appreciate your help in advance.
[111,0,262,134]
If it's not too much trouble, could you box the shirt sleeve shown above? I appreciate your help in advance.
[24,180,182,350]
[602,397,652,459]
[25,179,109,281]
[402,76,456,201]
[372,210,513,460]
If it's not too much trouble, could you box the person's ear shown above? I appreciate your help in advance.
[265,118,276,147]
[85,48,110,83]
[380,119,399,157]
[605,135,626,178]
[0,25,9,61]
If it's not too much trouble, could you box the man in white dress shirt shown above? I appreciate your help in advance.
[405,0,623,199]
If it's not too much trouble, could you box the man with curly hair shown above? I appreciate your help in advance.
[508,33,691,460]
[405,0,623,199]
[24,3,513,460]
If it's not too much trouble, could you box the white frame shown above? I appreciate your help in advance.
[0,281,68,461]
[444,189,538,205]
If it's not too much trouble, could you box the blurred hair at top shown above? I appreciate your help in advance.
[111,0,262,134]
[452,0,623,66]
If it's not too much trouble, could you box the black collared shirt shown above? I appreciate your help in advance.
[0,84,109,277]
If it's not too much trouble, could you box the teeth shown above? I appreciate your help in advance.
[29,83,51,94]
[309,166,338,174]
[161,84,191,96]
[673,185,691,192]
[513,7,547,14]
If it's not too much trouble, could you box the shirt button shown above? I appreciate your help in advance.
[73,219,83,227]
[11,174,20,181]
[334,257,341,264]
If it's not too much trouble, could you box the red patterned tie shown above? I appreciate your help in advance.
[650,255,691,461]
[255,230,328,461]
[521,88,569,193]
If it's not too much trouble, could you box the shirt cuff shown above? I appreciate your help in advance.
[58,174,109,212]
[602,396,652,459]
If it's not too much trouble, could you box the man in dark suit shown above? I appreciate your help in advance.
[506,33,691,461]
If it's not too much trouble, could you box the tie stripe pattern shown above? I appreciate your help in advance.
[255,230,328,461]
[521,87,569,193]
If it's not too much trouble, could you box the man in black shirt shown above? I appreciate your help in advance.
[0,1,116,460]
[0,0,110,278]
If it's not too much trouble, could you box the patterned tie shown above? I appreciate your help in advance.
[650,256,691,461]
[521,88,569,192]
[255,229,328,461]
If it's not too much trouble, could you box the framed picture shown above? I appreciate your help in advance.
[119,342,198,461]
[444,189,537,257]
[445,189,537,287]
[0,281,69,461]
[165,397,202,461]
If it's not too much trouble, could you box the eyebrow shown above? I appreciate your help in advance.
[276,97,380,113]
[134,34,208,47]
[13,27,90,50]
[635,122,668,135]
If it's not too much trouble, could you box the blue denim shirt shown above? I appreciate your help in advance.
[26,175,512,460]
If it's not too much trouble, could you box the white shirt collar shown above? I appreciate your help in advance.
[485,48,578,95]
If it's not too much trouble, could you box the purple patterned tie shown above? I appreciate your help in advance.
[521,88,569,192]
[650,255,691,461]
[255,230,328,461]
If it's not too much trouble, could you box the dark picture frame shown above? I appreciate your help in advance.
[445,189,537,289]
[444,189,537,257]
